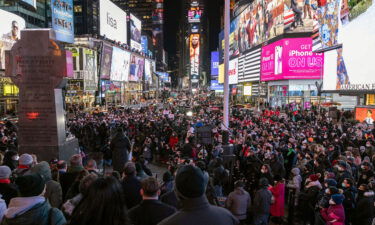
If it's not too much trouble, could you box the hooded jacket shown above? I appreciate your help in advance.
[1,197,66,225]
[354,191,374,225]
[226,187,251,220]
[320,204,345,225]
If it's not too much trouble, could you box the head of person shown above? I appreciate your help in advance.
[79,173,98,196]
[0,165,11,181]
[234,180,245,189]
[324,178,337,189]
[367,110,372,118]
[15,173,46,197]
[191,35,199,48]
[141,177,160,199]
[174,165,207,200]
[18,153,34,168]
[329,194,344,205]
[31,161,52,182]
[85,159,98,171]
[261,164,269,174]
[259,177,269,188]
[57,160,67,172]
[11,21,18,38]
[70,154,83,168]
[123,162,136,177]
[70,177,128,225]
[342,178,353,189]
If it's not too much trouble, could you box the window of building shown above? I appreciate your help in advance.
[74,5,82,13]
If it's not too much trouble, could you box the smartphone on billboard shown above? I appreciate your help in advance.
[274,45,283,75]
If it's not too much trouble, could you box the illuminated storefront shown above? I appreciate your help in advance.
[0,77,19,115]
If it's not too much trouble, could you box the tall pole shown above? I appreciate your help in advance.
[223,0,230,132]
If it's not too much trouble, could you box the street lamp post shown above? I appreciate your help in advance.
[222,0,230,136]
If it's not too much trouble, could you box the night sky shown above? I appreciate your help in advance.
[164,0,223,57]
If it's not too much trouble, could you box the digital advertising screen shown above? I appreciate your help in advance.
[130,14,142,51]
[100,0,127,44]
[191,24,200,33]
[110,47,130,81]
[141,35,148,54]
[211,51,219,76]
[261,38,324,81]
[152,0,164,25]
[244,84,252,96]
[83,49,98,91]
[66,50,74,78]
[355,107,375,125]
[100,44,113,80]
[129,55,145,82]
[283,0,317,33]
[190,34,200,76]
[229,58,239,85]
[51,0,74,43]
[145,59,152,84]
[0,9,26,70]
[157,72,170,83]
[188,9,202,23]
[322,1,375,92]
[211,80,224,92]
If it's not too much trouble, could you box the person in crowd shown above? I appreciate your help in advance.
[340,178,356,225]
[62,173,98,218]
[353,184,374,225]
[128,177,176,225]
[253,178,272,225]
[2,151,18,171]
[160,171,174,196]
[0,195,6,223]
[60,154,85,200]
[358,162,374,186]
[84,159,98,175]
[258,164,274,186]
[270,175,285,225]
[11,153,33,180]
[111,127,131,173]
[121,162,142,209]
[298,174,322,225]
[135,162,149,180]
[320,194,345,225]
[158,165,238,225]
[0,166,17,206]
[287,167,302,206]
[68,176,129,225]
[225,180,251,225]
[31,161,63,208]
[1,173,66,225]
[54,160,67,182]
[212,157,226,197]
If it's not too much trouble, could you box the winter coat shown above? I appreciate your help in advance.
[270,182,285,217]
[287,168,302,205]
[1,197,66,225]
[299,182,321,218]
[253,187,272,216]
[0,197,6,223]
[110,132,131,173]
[158,196,238,225]
[59,166,84,200]
[320,204,345,225]
[121,175,142,209]
[0,183,17,206]
[226,187,251,220]
[354,191,374,225]
[129,200,176,225]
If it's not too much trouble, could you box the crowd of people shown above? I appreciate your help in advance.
[0,93,373,225]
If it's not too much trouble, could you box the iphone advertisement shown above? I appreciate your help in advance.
[260,38,324,81]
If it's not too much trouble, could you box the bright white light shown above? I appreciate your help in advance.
[186,111,193,117]
[192,88,197,92]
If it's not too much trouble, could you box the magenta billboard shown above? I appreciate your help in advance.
[260,38,324,81]
[66,50,74,78]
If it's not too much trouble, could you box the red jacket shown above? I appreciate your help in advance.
[320,204,345,225]
[169,136,179,149]
[270,183,285,217]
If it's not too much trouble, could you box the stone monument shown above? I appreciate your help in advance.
[5,29,78,161]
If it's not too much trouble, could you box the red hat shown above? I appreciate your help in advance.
[309,174,319,182]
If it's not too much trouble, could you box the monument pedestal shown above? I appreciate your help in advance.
[5,29,78,161]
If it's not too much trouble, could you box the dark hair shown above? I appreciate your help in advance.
[70,177,129,225]
[141,177,160,197]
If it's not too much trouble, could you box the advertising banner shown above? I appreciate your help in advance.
[322,1,374,92]
[100,44,113,80]
[0,10,26,70]
[355,107,375,125]
[145,59,152,84]
[191,24,200,33]
[83,49,98,91]
[110,47,130,81]
[244,84,252,96]
[130,14,142,51]
[211,51,219,76]
[211,80,224,91]
[101,80,121,92]
[152,0,164,25]
[141,35,148,54]
[66,50,74,78]
[188,8,202,23]
[283,0,317,33]
[219,64,224,83]
[129,55,145,82]
[67,79,84,93]
[261,38,324,81]
[157,72,170,83]
[51,0,74,43]
[229,58,239,85]
[190,34,200,76]
[100,0,127,44]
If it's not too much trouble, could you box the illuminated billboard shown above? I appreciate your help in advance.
[355,107,375,125]
[129,55,145,82]
[188,9,202,23]
[110,47,130,81]
[100,0,127,44]
[191,24,200,33]
[83,49,98,91]
[51,0,74,43]
[229,58,238,85]
[100,44,113,80]
[0,9,26,70]
[260,38,324,81]
[211,51,219,76]
[130,14,142,51]
[190,34,200,78]
[153,0,164,25]
[145,59,152,85]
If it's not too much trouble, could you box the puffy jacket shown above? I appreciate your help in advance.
[320,204,345,225]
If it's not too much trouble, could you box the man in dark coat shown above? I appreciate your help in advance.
[129,177,176,225]
[253,178,272,225]
[59,154,84,200]
[111,127,131,173]
[0,166,17,206]
[353,184,374,225]
[158,165,238,225]
[121,162,142,209]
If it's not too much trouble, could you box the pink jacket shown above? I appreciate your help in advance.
[270,183,285,217]
[320,204,345,225]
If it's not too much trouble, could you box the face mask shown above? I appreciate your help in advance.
[325,189,330,194]
[366,144,371,147]
[12,156,19,161]
[329,199,336,205]
[338,167,345,172]
[361,166,366,170]
[261,169,267,174]
[342,183,346,188]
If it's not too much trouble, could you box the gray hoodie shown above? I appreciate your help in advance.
[226,187,251,220]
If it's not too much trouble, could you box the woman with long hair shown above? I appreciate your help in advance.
[68,176,130,225]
